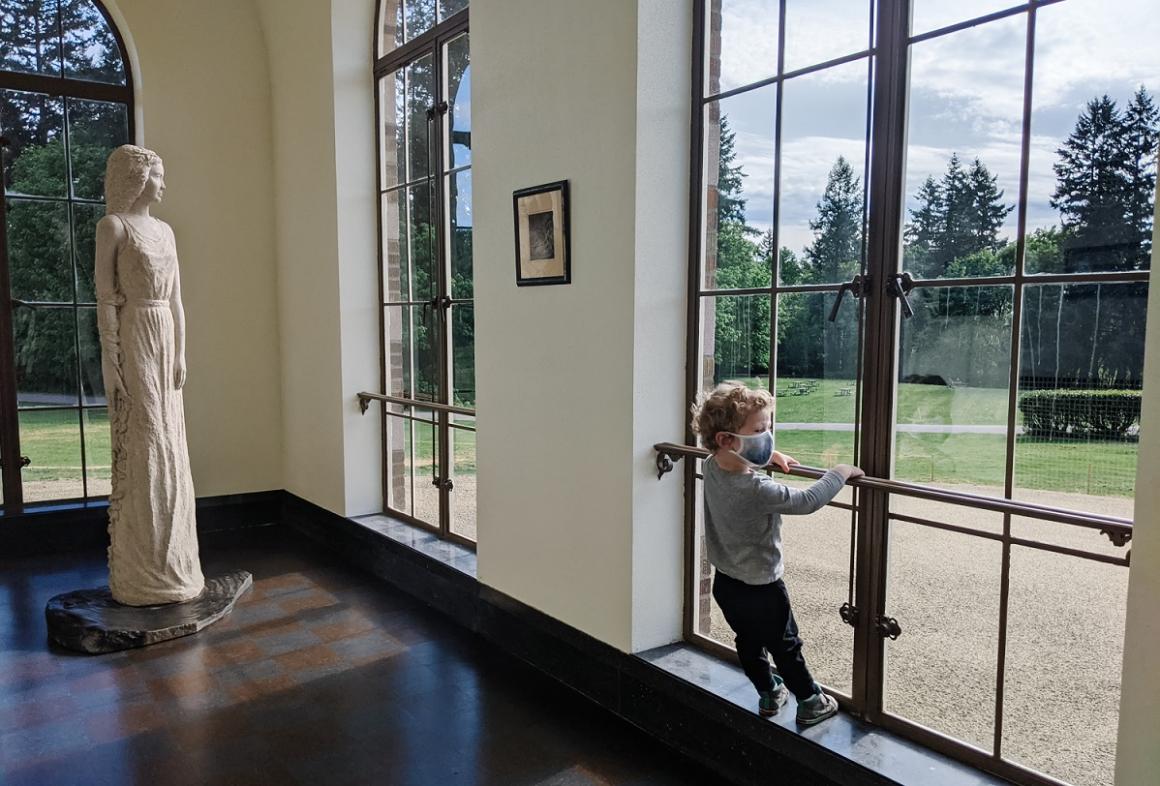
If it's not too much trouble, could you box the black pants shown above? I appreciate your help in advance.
[712,571,817,700]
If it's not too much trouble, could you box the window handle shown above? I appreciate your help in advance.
[887,272,916,319]
[828,274,868,322]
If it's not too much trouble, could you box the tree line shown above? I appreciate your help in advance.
[710,87,1158,391]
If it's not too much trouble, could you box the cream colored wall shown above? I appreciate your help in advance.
[254,0,347,514]
[254,0,382,516]
[108,0,283,497]
[472,0,641,650]
[1115,181,1160,786]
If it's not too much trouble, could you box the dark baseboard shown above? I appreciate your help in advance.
[0,490,282,558]
[280,492,897,786]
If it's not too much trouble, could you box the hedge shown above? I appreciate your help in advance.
[1018,389,1141,439]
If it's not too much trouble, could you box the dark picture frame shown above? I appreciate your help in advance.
[513,180,570,286]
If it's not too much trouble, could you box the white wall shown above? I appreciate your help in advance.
[1115,181,1160,786]
[630,0,692,652]
[472,0,641,650]
[255,0,385,517]
[473,0,689,652]
[109,0,283,497]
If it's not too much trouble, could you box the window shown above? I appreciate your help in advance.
[0,0,133,512]
[686,2,1154,784]
[374,1,474,545]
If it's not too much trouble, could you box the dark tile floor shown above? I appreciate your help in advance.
[1,526,728,786]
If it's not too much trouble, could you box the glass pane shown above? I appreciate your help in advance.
[385,412,413,517]
[1014,283,1146,504]
[7,198,71,302]
[903,15,1024,279]
[896,286,1012,492]
[911,1,1023,37]
[439,0,467,21]
[1,90,66,197]
[77,306,102,405]
[409,182,436,303]
[698,294,772,390]
[406,55,434,181]
[20,409,84,503]
[705,0,778,96]
[449,168,472,298]
[783,0,872,73]
[377,0,403,56]
[60,0,126,85]
[14,306,78,407]
[0,1,63,77]
[382,188,409,302]
[779,496,854,695]
[73,201,102,303]
[445,32,470,169]
[890,496,1004,537]
[384,305,437,402]
[379,70,405,190]
[411,414,439,525]
[779,58,869,285]
[884,521,1000,749]
[384,305,413,399]
[67,98,128,199]
[450,302,474,409]
[1003,548,1127,786]
[1026,0,1159,274]
[774,292,859,467]
[83,406,110,497]
[449,425,475,542]
[703,85,775,291]
[404,0,436,43]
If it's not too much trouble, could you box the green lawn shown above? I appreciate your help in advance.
[17,409,111,482]
[736,377,1016,426]
[12,398,1136,498]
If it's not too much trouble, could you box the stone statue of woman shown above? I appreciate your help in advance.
[95,145,204,606]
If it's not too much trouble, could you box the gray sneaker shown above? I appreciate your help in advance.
[795,690,838,726]
[758,678,789,717]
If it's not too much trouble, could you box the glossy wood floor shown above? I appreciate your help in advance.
[1,526,727,786]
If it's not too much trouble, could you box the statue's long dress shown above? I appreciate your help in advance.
[104,215,204,606]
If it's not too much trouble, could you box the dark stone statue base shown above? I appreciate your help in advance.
[45,570,253,655]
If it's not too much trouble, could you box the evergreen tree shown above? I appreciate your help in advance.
[803,156,863,284]
[801,157,863,377]
[1051,95,1137,271]
[966,157,1012,253]
[716,115,750,228]
[1123,87,1159,263]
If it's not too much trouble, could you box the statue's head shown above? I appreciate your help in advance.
[105,145,164,214]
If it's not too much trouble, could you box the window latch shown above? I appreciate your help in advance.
[432,477,454,491]
[827,274,869,322]
[839,602,858,627]
[886,272,916,319]
[0,456,31,469]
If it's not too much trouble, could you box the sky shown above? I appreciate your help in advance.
[712,0,1160,258]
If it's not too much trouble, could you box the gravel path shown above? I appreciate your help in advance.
[704,483,1131,786]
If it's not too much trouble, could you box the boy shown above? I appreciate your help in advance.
[692,382,864,725]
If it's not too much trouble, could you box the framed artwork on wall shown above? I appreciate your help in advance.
[513,180,570,286]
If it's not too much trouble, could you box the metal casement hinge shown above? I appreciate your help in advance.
[876,615,902,640]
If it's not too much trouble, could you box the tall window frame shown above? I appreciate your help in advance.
[682,2,1151,785]
[373,0,475,547]
[0,0,135,514]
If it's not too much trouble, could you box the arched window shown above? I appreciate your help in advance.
[0,0,134,511]
[373,1,474,545]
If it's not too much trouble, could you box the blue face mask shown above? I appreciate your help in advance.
[727,429,774,468]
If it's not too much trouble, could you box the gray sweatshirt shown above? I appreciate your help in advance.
[703,456,847,585]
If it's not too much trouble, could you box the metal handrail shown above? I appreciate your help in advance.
[653,441,1133,540]
[357,391,475,417]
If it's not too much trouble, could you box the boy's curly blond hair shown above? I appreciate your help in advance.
[691,382,773,453]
